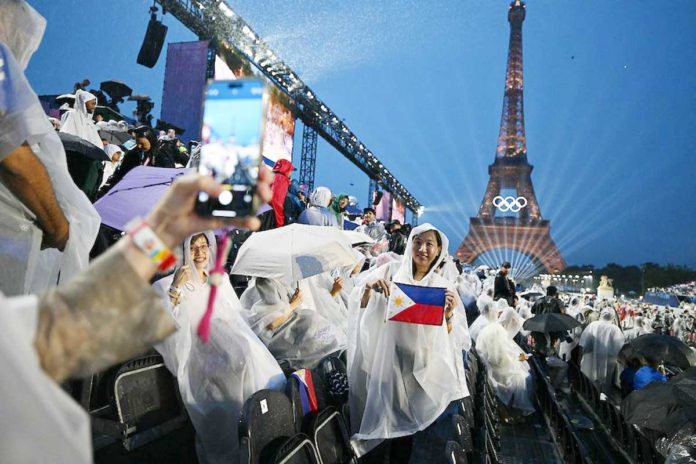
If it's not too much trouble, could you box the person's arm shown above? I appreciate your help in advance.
[266,288,302,331]
[0,143,69,250]
[33,172,272,383]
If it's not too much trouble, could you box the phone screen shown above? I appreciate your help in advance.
[196,79,267,217]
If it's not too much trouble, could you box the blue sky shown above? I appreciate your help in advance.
[25,0,696,267]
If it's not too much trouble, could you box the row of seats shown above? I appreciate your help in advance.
[568,363,665,464]
[528,357,593,464]
[84,346,501,463]
[238,356,355,464]
[466,348,502,464]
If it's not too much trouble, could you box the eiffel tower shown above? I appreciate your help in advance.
[455,0,566,274]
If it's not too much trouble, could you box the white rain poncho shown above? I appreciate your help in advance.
[336,248,367,309]
[0,4,100,297]
[101,144,121,187]
[153,232,286,464]
[624,316,653,341]
[299,272,349,333]
[245,277,347,370]
[438,255,461,283]
[579,309,625,391]
[476,307,534,413]
[347,223,469,454]
[469,298,505,343]
[0,291,92,463]
[297,186,339,228]
[559,310,586,361]
[59,89,103,149]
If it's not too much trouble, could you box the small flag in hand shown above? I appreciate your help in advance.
[387,282,446,326]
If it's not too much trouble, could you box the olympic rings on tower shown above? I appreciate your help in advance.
[492,195,528,213]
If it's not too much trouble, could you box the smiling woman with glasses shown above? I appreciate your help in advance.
[152,231,285,463]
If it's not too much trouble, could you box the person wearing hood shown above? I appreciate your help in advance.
[98,125,175,196]
[100,144,122,188]
[347,223,470,460]
[269,159,294,227]
[469,298,506,343]
[242,276,347,370]
[153,232,285,464]
[476,306,535,416]
[297,186,339,228]
[579,308,625,393]
[59,89,103,149]
[329,193,349,229]
[0,0,100,296]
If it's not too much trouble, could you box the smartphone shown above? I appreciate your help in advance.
[122,139,136,151]
[196,79,268,217]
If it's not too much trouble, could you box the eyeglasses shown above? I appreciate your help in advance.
[190,245,209,253]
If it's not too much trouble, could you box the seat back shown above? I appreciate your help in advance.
[111,354,182,429]
[316,356,349,406]
[451,414,474,454]
[239,390,297,464]
[270,433,321,464]
[287,369,330,427]
[305,406,355,464]
[444,440,469,464]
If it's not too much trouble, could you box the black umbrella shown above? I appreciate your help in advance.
[622,378,696,437]
[671,366,696,383]
[155,119,185,136]
[58,132,109,161]
[55,93,75,106]
[522,313,582,333]
[99,129,132,145]
[99,80,133,101]
[630,334,696,370]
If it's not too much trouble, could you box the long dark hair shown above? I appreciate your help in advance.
[411,229,443,277]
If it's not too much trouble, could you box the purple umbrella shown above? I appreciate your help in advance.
[94,166,189,231]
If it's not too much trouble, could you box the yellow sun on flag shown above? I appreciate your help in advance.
[394,296,404,308]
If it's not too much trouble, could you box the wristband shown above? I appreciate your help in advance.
[125,217,177,271]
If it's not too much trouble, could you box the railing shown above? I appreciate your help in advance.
[528,357,594,464]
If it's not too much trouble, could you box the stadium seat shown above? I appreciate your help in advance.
[316,356,349,406]
[239,390,298,464]
[91,353,188,451]
[443,440,469,464]
[286,369,330,427]
[451,414,474,454]
[263,433,321,464]
[302,406,356,464]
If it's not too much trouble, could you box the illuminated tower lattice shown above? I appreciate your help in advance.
[456,0,565,273]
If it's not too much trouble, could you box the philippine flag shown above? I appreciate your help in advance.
[386,282,446,326]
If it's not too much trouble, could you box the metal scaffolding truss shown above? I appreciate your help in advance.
[299,125,317,192]
[154,0,423,213]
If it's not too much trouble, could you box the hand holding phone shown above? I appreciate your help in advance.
[196,79,268,218]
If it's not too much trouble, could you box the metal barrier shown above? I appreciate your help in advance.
[528,357,594,464]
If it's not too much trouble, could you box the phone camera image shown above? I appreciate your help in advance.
[196,79,267,217]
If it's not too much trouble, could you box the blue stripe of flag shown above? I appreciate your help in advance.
[396,282,446,306]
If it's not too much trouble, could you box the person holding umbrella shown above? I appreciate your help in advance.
[633,355,668,390]
[98,125,175,197]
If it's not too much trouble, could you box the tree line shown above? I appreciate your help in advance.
[562,263,696,295]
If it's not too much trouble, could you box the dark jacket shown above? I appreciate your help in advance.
[531,295,565,315]
[494,272,516,305]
